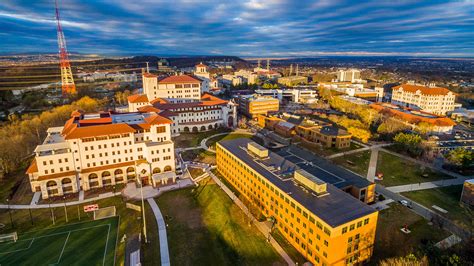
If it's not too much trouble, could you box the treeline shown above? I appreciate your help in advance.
[0,97,104,175]
[319,88,433,143]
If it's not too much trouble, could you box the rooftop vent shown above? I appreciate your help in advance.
[294,169,328,196]
[247,142,268,158]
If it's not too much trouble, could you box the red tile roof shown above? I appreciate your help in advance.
[158,74,201,84]
[26,159,38,174]
[137,105,161,113]
[150,98,169,105]
[128,94,149,103]
[78,117,112,126]
[393,84,454,96]
[196,62,207,67]
[159,110,179,117]
[144,114,173,125]
[143,73,158,78]
[64,124,136,140]
[370,103,456,127]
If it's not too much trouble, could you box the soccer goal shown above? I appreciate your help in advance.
[0,232,18,243]
[93,206,117,220]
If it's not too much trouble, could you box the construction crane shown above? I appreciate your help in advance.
[55,0,76,96]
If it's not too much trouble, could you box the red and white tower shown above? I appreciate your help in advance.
[55,0,76,95]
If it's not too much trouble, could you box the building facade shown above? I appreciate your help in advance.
[255,88,317,103]
[136,94,238,135]
[194,63,211,93]
[238,95,280,118]
[26,110,176,199]
[337,69,361,83]
[391,84,461,115]
[216,139,378,265]
[142,73,201,103]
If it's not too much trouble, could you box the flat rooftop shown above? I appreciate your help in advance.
[219,138,376,227]
[279,145,372,189]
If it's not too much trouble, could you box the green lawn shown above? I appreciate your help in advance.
[155,181,286,265]
[0,217,119,265]
[173,128,231,148]
[180,149,216,165]
[370,203,450,264]
[402,185,473,231]
[0,168,33,204]
[0,196,142,265]
[376,152,454,187]
[206,133,255,150]
[331,150,371,176]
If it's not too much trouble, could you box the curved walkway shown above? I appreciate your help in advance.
[147,198,171,266]
[200,130,255,153]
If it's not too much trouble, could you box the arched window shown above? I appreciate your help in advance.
[163,165,172,172]
[153,167,161,174]
[46,180,57,187]
[114,169,123,175]
[62,178,72,185]
[102,171,111,178]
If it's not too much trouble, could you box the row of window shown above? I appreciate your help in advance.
[44,166,70,175]
[42,158,69,166]
[81,134,130,143]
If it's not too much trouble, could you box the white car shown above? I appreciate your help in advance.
[399,200,411,208]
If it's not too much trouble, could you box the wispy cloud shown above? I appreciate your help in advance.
[0,0,472,56]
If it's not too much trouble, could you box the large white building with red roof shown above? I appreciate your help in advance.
[142,73,202,103]
[128,93,237,135]
[26,110,176,199]
[391,83,462,115]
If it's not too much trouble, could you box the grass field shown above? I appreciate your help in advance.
[376,152,454,187]
[330,150,371,176]
[173,128,231,148]
[370,203,450,264]
[0,217,118,265]
[402,185,473,231]
[180,149,216,164]
[206,133,255,150]
[156,180,285,265]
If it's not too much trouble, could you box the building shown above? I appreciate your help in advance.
[371,103,456,134]
[450,108,474,124]
[337,69,361,83]
[157,59,175,73]
[194,62,211,93]
[460,179,474,206]
[296,120,352,149]
[142,73,201,103]
[237,95,280,118]
[26,110,176,199]
[278,76,308,87]
[136,93,237,135]
[127,94,149,112]
[259,114,352,149]
[255,88,317,103]
[391,83,461,115]
[216,139,378,265]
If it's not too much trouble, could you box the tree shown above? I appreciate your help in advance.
[393,132,424,157]
[445,148,473,168]
[379,254,428,266]
[377,118,409,137]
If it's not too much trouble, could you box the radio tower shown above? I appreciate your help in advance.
[55,0,76,96]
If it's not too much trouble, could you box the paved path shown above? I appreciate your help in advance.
[435,234,462,250]
[206,168,295,265]
[386,178,469,193]
[147,198,170,266]
[123,179,195,200]
[366,148,380,182]
[30,192,41,206]
[326,143,390,159]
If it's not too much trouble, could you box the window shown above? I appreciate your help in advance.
[342,227,348,234]
[349,224,355,231]
[357,221,362,228]
[364,218,369,225]
[156,126,166,133]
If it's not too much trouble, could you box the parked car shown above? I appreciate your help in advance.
[399,200,412,208]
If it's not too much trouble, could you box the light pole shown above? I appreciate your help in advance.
[63,196,68,223]
[49,200,55,225]
[6,199,14,229]
[139,174,148,243]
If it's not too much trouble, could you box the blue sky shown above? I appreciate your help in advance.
[0,0,473,57]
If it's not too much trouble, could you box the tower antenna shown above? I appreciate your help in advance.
[55,0,76,96]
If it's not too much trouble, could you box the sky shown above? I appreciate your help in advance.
[0,0,473,57]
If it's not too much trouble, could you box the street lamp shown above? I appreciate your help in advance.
[138,174,148,243]
[63,196,68,223]
[6,199,14,229]
[49,199,55,225]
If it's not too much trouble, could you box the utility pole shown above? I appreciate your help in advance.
[139,174,148,243]
[63,197,68,223]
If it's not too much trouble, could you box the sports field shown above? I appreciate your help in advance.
[0,216,119,266]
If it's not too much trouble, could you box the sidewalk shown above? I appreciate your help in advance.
[147,198,170,266]
[386,178,469,193]
[366,148,380,182]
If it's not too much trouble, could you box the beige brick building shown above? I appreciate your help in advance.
[391,84,461,115]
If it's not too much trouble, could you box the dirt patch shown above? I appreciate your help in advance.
[165,193,203,229]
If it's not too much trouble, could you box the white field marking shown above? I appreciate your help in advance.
[287,150,346,184]
[102,224,111,266]
[56,231,71,264]
[0,223,111,258]
[0,238,35,255]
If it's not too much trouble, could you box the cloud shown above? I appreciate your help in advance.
[0,0,472,56]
